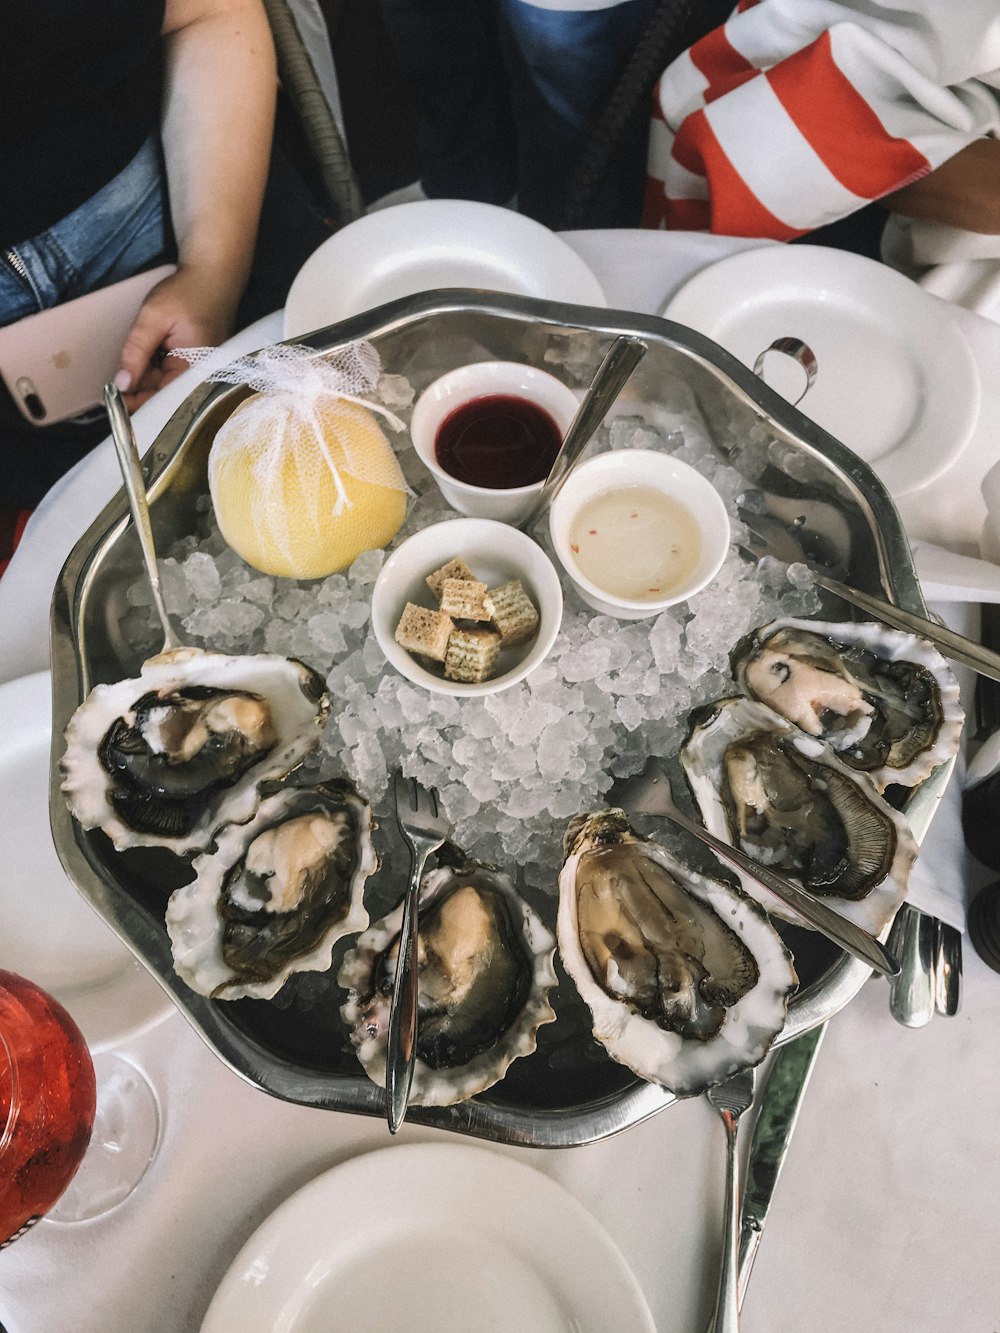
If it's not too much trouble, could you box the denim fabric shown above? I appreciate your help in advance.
[378,0,655,228]
[498,0,656,227]
[0,135,169,329]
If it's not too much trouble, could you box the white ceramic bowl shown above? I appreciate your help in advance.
[548,449,731,620]
[408,361,580,524]
[371,518,563,696]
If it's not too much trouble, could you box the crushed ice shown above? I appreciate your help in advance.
[121,376,821,892]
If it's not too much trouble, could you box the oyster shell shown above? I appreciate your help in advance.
[61,647,329,855]
[339,861,557,1107]
[680,696,918,934]
[730,619,963,790]
[557,810,796,1097]
[165,779,375,1000]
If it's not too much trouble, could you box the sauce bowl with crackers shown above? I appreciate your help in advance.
[370,517,563,696]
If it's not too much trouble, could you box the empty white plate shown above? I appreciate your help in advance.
[663,244,980,499]
[202,1142,654,1333]
[283,199,606,337]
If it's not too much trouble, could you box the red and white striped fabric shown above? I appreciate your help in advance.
[643,0,1000,237]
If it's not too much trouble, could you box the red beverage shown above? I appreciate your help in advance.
[0,969,96,1247]
[435,394,562,490]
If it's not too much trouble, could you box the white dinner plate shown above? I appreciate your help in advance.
[0,671,173,1052]
[201,1142,655,1333]
[283,199,606,337]
[662,244,981,499]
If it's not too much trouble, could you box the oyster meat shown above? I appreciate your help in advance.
[165,779,376,1000]
[680,696,918,934]
[731,619,963,790]
[339,861,556,1107]
[61,647,329,855]
[557,810,796,1097]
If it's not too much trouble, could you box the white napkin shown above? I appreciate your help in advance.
[908,218,1000,267]
[906,760,971,931]
[912,539,1000,603]
[919,260,1000,324]
[980,458,1000,565]
[882,214,1000,323]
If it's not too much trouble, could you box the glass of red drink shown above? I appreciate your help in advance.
[0,968,97,1247]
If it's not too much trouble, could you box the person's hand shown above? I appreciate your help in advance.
[882,138,1000,234]
[114,264,243,409]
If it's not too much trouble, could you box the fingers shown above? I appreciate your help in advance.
[122,355,190,410]
[114,265,238,402]
[116,299,176,394]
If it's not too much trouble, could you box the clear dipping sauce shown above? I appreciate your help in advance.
[567,484,702,601]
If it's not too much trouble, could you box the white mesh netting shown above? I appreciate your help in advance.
[178,342,409,518]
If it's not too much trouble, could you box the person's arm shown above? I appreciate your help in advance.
[881,138,1000,233]
[644,2,1000,240]
[117,0,277,405]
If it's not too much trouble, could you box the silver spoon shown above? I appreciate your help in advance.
[103,382,182,653]
[516,334,647,533]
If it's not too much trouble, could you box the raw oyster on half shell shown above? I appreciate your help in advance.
[339,860,557,1107]
[730,619,963,790]
[557,810,796,1097]
[680,696,918,934]
[61,647,329,855]
[165,778,375,1000]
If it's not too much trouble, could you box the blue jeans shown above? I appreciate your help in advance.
[498,0,655,226]
[378,0,655,228]
[0,136,169,328]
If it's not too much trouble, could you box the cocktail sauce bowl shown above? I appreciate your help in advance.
[549,449,731,619]
[408,360,580,523]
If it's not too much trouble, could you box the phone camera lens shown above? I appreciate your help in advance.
[15,376,46,421]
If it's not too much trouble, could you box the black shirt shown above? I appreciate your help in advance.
[0,1,166,250]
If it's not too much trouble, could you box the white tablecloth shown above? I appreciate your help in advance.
[2,232,1000,1333]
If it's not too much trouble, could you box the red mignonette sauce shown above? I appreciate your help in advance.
[434,395,562,490]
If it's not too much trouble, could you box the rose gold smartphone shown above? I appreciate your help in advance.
[0,263,176,425]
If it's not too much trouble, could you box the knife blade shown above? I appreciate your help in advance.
[737,1022,828,1308]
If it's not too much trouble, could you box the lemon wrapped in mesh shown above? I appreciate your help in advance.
[181,342,409,579]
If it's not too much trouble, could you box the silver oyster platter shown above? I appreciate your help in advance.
[48,290,951,1148]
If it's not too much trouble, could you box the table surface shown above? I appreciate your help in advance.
[2,230,1000,1333]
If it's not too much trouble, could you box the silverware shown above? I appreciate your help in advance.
[739,516,1000,685]
[103,381,182,653]
[612,757,900,978]
[886,903,937,1027]
[933,920,962,1016]
[706,1067,757,1333]
[516,334,646,533]
[386,771,450,1134]
[737,1024,827,1308]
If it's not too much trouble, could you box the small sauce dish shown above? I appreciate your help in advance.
[371,517,563,696]
[548,449,730,619]
[409,361,580,524]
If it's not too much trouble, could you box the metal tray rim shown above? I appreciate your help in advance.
[48,290,947,1148]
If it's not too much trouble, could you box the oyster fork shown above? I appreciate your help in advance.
[706,1067,757,1333]
[612,757,899,977]
[386,771,451,1134]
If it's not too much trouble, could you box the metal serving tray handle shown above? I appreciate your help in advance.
[48,290,952,1148]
